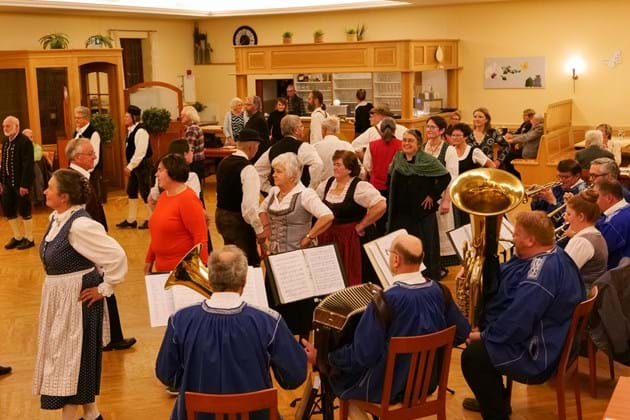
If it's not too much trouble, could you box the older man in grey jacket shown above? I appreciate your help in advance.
[503,113,544,178]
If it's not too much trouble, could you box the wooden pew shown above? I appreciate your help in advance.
[513,126,576,185]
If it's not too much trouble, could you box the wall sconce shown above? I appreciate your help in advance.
[565,55,586,93]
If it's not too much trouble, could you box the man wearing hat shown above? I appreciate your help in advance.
[117,105,153,229]
[215,128,268,266]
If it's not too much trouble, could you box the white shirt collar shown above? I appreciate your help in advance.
[322,134,341,142]
[569,179,585,190]
[127,122,139,133]
[392,271,427,286]
[76,122,90,134]
[355,101,368,110]
[204,292,243,309]
[604,199,630,217]
[50,204,83,226]
[574,225,599,238]
[232,149,249,159]
[70,162,91,179]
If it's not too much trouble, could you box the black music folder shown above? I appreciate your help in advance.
[265,244,347,305]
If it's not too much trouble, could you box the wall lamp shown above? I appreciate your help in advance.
[565,55,586,93]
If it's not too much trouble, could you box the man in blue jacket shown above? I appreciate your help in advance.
[461,211,585,420]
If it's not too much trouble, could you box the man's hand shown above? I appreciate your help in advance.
[466,330,481,345]
[79,287,105,308]
[301,338,318,365]
[540,188,556,205]
[19,187,29,196]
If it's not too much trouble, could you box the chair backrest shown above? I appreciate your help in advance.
[555,286,599,376]
[185,388,279,420]
[380,326,456,414]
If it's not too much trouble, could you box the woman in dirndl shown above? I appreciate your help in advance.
[33,169,127,420]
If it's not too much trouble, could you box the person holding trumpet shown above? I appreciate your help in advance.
[529,159,587,227]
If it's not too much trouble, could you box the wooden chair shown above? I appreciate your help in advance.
[586,334,615,398]
[506,286,598,420]
[185,388,279,420]
[339,326,456,420]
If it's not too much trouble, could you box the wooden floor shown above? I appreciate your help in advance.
[0,176,624,419]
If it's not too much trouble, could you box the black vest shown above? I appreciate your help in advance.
[323,177,367,224]
[216,155,250,212]
[268,136,310,186]
[125,124,152,163]
[458,146,479,174]
[74,124,103,171]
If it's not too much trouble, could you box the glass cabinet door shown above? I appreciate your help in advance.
[0,69,29,129]
[36,67,69,145]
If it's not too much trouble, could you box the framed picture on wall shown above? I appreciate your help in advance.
[484,56,545,89]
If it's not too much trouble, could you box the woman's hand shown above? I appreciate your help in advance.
[300,236,313,249]
[144,262,153,274]
[355,223,366,237]
[439,199,451,215]
[421,196,434,210]
[301,338,318,365]
[256,227,270,245]
[79,287,105,308]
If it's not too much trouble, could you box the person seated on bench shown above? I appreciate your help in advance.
[596,123,613,149]
[530,159,587,227]
[503,114,544,179]
[576,130,614,170]
[513,108,536,135]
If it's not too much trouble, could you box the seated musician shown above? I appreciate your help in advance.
[589,157,630,202]
[156,245,307,420]
[594,179,630,269]
[302,234,470,409]
[461,211,585,419]
[530,159,586,227]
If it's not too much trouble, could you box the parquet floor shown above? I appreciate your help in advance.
[0,176,624,419]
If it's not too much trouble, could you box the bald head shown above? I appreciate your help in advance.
[390,234,424,274]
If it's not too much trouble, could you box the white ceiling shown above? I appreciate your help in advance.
[0,0,512,18]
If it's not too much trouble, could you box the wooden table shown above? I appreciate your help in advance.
[205,146,236,158]
[603,376,630,419]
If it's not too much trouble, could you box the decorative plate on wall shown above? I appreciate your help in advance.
[233,26,258,46]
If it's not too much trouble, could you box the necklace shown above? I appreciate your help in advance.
[426,139,442,156]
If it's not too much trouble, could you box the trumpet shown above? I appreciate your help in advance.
[524,181,561,199]
[554,222,570,242]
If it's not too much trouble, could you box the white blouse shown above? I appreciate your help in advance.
[261,182,332,219]
[46,205,128,297]
[458,145,489,166]
[316,177,385,208]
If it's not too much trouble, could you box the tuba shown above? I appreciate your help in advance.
[164,244,213,298]
[450,168,525,326]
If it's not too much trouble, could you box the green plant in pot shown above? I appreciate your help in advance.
[141,107,171,134]
[85,34,114,48]
[39,33,69,49]
[345,28,357,42]
[282,31,293,44]
[90,113,115,144]
[313,29,324,44]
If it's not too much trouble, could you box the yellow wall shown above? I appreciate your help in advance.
[0,11,193,88]
[196,0,630,128]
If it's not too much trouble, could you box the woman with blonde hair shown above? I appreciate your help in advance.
[223,97,249,145]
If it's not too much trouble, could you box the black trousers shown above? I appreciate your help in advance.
[1,184,32,219]
[461,340,510,420]
[106,294,125,343]
[215,208,260,267]
[126,159,153,202]
[190,159,206,203]
[503,147,523,180]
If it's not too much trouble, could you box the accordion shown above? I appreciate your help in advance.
[313,283,384,375]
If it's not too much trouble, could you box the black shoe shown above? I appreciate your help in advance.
[16,239,35,250]
[462,397,481,412]
[0,365,12,376]
[4,237,22,250]
[137,220,149,230]
[79,415,103,420]
[116,220,137,229]
[103,337,137,351]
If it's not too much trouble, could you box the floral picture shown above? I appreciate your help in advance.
[484,56,545,89]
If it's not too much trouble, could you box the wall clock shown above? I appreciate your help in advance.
[233,26,258,46]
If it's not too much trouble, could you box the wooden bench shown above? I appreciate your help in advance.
[512,126,576,185]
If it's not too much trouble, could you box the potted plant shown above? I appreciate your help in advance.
[356,24,365,41]
[90,113,115,144]
[282,31,293,45]
[39,33,69,50]
[141,107,171,135]
[313,29,324,44]
[345,28,357,42]
[85,34,114,48]
[192,102,207,113]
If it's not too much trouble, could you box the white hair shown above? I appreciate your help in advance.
[230,97,243,110]
[585,130,603,147]
[271,152,302,182]
[322,117,339,134]
[181,106,200,123]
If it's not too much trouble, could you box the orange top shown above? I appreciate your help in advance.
[146,187,208,272]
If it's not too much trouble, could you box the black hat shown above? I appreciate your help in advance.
[237,128,262,143]
[127,105,142,117]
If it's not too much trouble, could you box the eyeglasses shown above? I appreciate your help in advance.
[557,174,573,180]
[589,172,607,179]
[385,248,399,256]
[426,125,439,129]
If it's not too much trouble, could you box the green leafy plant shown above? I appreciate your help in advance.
[90,113,115,144]
[345,28,357,35]
[356,24,365,41]
[314,29,324,37]
[39,33,69,49]
[282,31,293,38]
[141,107,171,134]
[192,102,206,113]
[85,34,114,48]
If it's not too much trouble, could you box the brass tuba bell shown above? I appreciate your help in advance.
[164,244,213,298]
[449,168,525,326]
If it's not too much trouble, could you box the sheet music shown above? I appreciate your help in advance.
[242,267,269,308]
[172,286,205,311]
[447,225,473,262]
[145,273,175,327]
[302,245,346,296]
[499,217,515,252]
[267,252,315,304]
